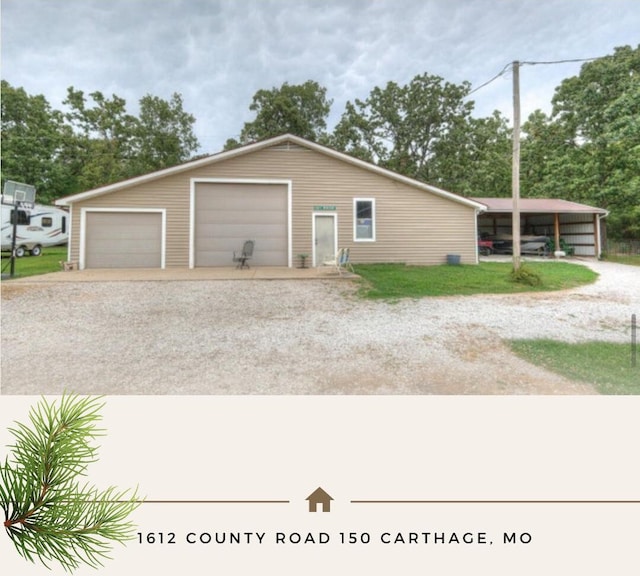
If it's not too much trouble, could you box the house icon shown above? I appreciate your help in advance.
[306,487,333,512]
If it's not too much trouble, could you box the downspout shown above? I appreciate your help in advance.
[474,206,485,264]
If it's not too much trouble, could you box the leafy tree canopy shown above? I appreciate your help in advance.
[224,80,332,149]
[0,81,73,204]
[330,73,511,196]
[331,73,473,182]
[63,87,200,192]
[522,45,640,238]
[1,82,200,202]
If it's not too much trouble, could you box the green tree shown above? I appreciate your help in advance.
[439,111,512,197]
[134,92,200,173]
[522,45,640,238]
[63,87,139,191]
[225,80,332,148]
[62,87,200,192]
[330,73,512,196]
[1,395,141,572]
[0,81,74,203]
[521,109,570,197]
[2,83,200,200]
[330,73,474,187]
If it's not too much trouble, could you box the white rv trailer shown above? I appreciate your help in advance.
[1,202,69,256]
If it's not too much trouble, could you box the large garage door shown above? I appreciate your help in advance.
[194,182,288,266]
[85,212,162,268]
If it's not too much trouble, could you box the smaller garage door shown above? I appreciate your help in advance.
[85,212,162,268]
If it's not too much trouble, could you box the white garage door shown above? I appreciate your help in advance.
[85,212,162,268]
[194,182,288,266]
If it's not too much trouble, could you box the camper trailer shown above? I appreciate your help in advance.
[1,202,69,256]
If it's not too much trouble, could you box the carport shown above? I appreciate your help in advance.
[473,198,608,257]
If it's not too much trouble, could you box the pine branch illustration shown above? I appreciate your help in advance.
[1,395,142,572]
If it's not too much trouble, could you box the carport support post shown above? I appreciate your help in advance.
[554,213,561,255]
[511,60,521,271]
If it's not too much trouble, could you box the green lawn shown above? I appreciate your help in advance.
[353,261,599,299]
[509,340,640,394]
[602,253,640,267]
[1,246,68,279]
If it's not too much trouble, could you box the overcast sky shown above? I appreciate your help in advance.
[2,0,639,154]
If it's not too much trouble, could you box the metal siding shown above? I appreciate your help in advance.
[559,222,595,234]
[573,245,596,256]
[566,234,598,245]
[70,145,478,266]
[85,212,162,268]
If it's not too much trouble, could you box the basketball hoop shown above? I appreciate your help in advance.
[2,180,36,209]
[15,200,35,212]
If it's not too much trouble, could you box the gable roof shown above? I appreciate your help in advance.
[56,134,485,210]
[472,197,608,215]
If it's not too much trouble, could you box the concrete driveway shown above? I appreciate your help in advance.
[2,266,355,282]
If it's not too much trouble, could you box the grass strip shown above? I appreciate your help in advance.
[509,339,639,394]
[602,253,640,267]
[1,246,68,278]
[353,262,598,299]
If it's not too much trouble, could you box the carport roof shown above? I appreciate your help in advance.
[472,197,608,215]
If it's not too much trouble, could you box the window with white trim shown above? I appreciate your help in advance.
[354,198,375,241]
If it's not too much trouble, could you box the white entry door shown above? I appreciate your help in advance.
[314,214,336,266]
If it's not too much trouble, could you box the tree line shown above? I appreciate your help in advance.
[1,84,200,204]
[1,45,638,239]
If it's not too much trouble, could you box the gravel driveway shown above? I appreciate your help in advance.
[1,260,638,395]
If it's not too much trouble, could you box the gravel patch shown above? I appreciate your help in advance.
[1,260,638,395]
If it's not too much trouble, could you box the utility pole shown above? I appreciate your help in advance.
[512,60,521,271]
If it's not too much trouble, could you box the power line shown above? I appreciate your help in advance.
[521,57,602,66]
[468,56,603,96]
[468,62,513,95]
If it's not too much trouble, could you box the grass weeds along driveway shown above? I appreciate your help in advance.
[1,246,67,278]
[603,253,640,267]
[353,262,599,299]
[509,340,640,394]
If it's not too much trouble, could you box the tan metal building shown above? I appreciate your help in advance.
[56,134,485,269]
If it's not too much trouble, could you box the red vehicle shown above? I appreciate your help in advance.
[478,238,493,256]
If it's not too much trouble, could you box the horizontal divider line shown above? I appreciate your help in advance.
[139,500,291,504]
[35,500,293,505]
[351,500,640,504]
[20,499,639,505]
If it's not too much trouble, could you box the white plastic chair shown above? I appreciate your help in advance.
[322,248,353,275]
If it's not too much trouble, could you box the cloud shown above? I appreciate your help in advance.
[2,0,639,153]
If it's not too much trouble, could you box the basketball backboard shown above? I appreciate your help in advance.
[2,180,36,209]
